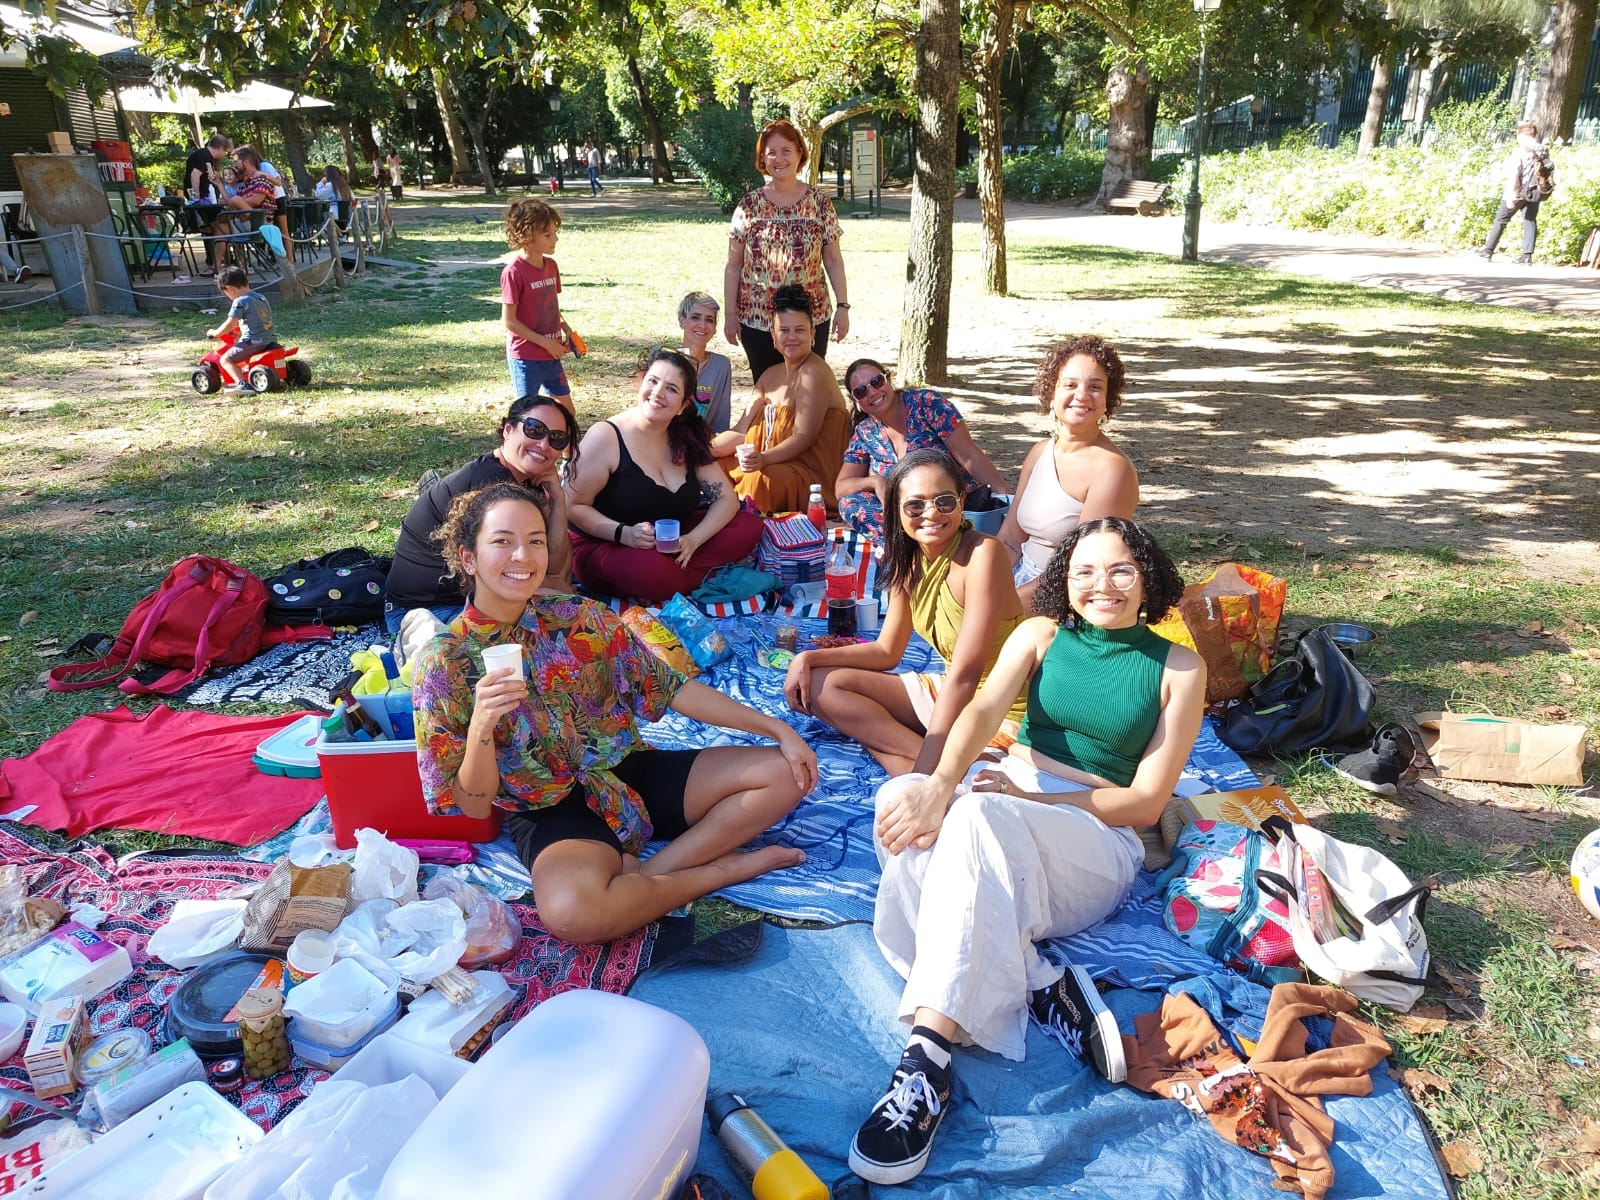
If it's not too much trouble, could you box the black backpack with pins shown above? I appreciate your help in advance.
[261,547,390,627]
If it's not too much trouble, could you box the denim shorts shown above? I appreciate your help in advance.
[508,356,571,399]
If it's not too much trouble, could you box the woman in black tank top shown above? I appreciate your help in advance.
[567,348,762,602]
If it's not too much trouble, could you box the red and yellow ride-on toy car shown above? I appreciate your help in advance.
[192,330,312,395]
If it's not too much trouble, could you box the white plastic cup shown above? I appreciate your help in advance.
[287,929,336,986]
[856,597,880,634]
[735,444,758,472]
[480,643,525,679]
[654,519,681,553]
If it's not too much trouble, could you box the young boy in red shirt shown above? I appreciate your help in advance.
[501,198,575,410]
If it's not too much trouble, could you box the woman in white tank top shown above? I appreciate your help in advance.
[997,336,1140,610]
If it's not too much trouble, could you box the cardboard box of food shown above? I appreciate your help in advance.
[46,132,73,154]
[23,994,87,1099]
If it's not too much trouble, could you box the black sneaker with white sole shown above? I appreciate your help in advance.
[848,1055,951,1185]
[1030,964,1126,1083]
[1326,722,1417,797]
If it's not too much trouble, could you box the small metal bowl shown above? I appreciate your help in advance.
[1320,622,1376,658]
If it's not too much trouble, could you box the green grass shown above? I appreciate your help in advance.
[3,190,1599,1195]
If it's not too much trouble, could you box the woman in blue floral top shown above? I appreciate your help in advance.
[413,481,816,943]
[836,359,1009,541]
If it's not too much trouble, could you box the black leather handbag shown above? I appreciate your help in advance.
[1218,627,1374,755]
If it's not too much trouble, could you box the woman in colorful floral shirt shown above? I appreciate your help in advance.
[412,482,816,943]
[835,358,1010,541]
[723,119,850,385]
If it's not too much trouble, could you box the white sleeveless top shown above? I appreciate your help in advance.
[1014,443,1084,572]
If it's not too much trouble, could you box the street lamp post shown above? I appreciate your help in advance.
[548,92,562,190]
[404,94,423,191]
[1182,0,1223,264]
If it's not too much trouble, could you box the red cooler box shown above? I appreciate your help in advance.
[316,735,503,849]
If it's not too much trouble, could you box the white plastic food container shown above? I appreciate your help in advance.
[24,1081,261,1199]
[376,990,709,1200]
[283,958,396,1048]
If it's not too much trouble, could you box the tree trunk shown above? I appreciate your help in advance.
[1533,0,1599,141]
[277,115,313,194]
[625,54,674,183]
[1358,51,1396,156]
[899,0,960,386]
[1096,59,1149,207]
[461,103,499,196]
[340,123,358,184]
[354,121,382,187]
[971,0,1015,296]
[433,69,472,183]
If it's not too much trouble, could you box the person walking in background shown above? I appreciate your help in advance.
[586,142,605,196]
[1477,121,1552,265]
[387,149,404,199]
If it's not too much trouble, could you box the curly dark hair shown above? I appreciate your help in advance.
[1033,516,1183,627]
[433,481,551,596]
[503,196,561,249]
[635,346,711,469]
[771,282,814,323]
[503,393,581,469]
[877,448,966,598]
[1032,334,1128,419]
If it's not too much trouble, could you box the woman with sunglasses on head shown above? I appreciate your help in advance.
[566,347,762,603]
[998,335,1140,613]
[727,283,852,515]
[785,450,1026,775]
[384,394,578,634]
[836,359,1009,541]
[845,516,1204,1186]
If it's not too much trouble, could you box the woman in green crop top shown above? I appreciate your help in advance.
[783,449,1026,776]
[846,516,1206,1187]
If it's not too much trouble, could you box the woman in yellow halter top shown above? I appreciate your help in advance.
[783,449,1026,775]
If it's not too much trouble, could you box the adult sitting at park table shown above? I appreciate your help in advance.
[847,516,1205,1186]
[723,118,849,384]
[677,291,734,434]
[836,359,1010,542]
[726,284,852,514]
[225,146,278,236]
[315,165,356,232]
[785,450,1027,776]
[997,335,1140,612]
[567,348,762,603]
[384,394,577,634]
[412,482,817,944]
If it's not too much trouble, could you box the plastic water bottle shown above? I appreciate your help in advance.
[825,540,857,637]
[706,1093,828,1200]
[806,484,826,532]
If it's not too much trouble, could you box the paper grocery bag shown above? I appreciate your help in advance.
[1415,711,1587,787]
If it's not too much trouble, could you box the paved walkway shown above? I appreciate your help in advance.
[883,189,1600,316]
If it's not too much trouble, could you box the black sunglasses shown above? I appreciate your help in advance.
[519,417,571,451]
[850,372,887,401]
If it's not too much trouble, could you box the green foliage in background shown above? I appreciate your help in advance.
[677,102,763,213]
[1196,98,1600,264]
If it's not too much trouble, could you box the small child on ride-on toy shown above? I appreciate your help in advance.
[206,266,275,393]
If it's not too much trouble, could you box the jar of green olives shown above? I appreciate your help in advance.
[236,987,290,1079]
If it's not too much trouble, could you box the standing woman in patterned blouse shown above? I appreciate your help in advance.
[723,119,850,385]
[412,482,817,943]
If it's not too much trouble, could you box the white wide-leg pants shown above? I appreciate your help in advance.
[873,758,1142,1061]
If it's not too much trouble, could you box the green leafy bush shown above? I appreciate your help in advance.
[678,103,763,214]
[1196,112,1600,264]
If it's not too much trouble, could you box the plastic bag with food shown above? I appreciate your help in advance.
[422,874,521,969]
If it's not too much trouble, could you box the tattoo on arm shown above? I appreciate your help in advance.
[701,479,724,503]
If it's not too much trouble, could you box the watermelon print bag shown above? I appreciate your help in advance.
[1158,819,1303,986]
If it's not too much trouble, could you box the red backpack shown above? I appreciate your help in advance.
[47,556,269,696]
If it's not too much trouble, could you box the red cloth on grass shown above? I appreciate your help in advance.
[0,705,325,845]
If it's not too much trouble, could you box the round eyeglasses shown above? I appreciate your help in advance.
[850,372,887,401]
[1067,564,1140,591]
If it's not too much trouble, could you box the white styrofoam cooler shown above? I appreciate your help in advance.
[377,989,709,1200]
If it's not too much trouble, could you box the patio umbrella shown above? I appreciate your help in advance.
[117,81,335,142]
[0,3,138,63]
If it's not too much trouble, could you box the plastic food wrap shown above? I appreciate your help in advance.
[422,875,520,969]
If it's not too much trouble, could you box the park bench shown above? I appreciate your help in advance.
[1105,179,1170,216]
